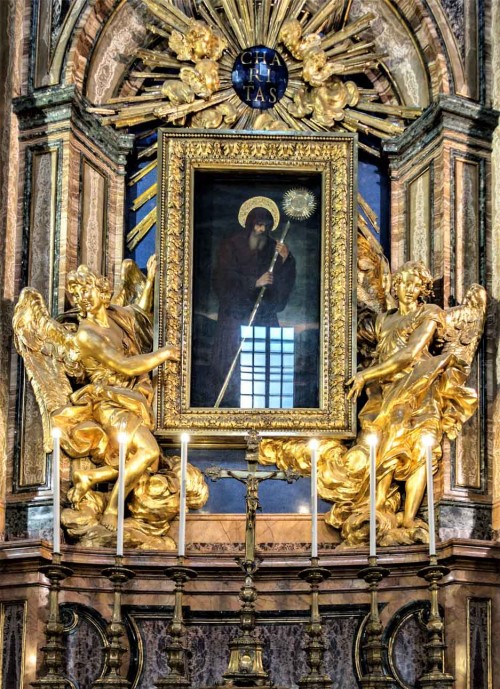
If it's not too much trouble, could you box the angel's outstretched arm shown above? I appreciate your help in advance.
[76,327,178,377]
[347,318,438,400]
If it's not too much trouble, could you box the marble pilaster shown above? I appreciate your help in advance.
[384,95,499,540]
[3,86,133,539]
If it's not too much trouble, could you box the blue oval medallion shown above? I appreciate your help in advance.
[232,45,288,110]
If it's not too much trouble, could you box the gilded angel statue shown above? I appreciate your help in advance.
[332,262,484,543]
[260,230,486,548]
[13,256,208,549]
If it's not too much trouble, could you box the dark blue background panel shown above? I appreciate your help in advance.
[163,448,331,515]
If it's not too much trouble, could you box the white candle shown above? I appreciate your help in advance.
[309,439,319,559]
[423,435,436,557]
[52,427,61,554]
[116,428,128,558]
[178,434,190,558]
[367,434,378,558]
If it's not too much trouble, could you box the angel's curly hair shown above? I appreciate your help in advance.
[67,265,112,315]
[392,261,434,302]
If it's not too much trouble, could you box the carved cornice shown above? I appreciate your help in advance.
[383,95,500,168]
[13,86,134,166]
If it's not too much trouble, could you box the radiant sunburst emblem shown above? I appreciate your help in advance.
[93,0,421,251]
[282,188,317,221]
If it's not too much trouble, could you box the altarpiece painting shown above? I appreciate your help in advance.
[155,130,357,442]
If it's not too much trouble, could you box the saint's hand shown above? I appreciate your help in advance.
[256,271,273,287]
[346,372,366,401]
[276,242,289,261]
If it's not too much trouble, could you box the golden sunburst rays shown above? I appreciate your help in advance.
[95,0,421,250]
[282,188,317,221]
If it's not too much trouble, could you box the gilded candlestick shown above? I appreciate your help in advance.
[92,557,135,689]
[417,556,454,689]
[357,556,395,688]
[297,557,332,689]
[155,559,197,689]
[32,552,74,689]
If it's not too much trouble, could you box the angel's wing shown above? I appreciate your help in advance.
[111,259,147,307]
[357,212,392,314]
[356,200,394,366]
[13,288,80,452]
[111,259,154,352]
[441,284,487,367]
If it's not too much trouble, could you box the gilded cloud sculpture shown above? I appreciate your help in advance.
[13,256,208,550]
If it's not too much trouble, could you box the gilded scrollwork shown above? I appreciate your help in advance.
[13,257,208,550]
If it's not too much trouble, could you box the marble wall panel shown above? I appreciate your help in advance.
[50,0,72,53]
[27,148,58,306]
[452,155,484,491]
[453,157,481,300]
[467,598,492,689]
[61,605,107,689]
[386,602,428,689]
[5,503,53,541]
[14,143,61,491]
[440,0,466,60]
[15,372,46,488]
[115,604,435,689]
[125,608,370,689]
[454,357,482,490]
[32,0,52,89]
[0,602,26,689]
[407,167,432,269]
[464,0,480,102]
[79,157,108,273]
[438,502,492,540]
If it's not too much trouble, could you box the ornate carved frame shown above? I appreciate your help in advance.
[156,129,357,444]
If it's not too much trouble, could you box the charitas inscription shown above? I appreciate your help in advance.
[232,45,288,109]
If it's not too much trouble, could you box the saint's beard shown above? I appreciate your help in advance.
[248,231,267,252]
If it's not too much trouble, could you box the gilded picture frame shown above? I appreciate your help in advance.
[156,129,357,444]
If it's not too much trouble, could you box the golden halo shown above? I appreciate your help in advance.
[238,196,280,231]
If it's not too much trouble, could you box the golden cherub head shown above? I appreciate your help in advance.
[392,261,434,303]
[67,265,112,317]
[186,20,227,61]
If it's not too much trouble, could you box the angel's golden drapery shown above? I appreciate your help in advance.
[13,257,208,550]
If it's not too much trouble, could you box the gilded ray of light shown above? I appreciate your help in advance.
[96,0,421,249]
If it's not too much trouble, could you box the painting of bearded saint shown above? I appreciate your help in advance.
[189,170,321,410]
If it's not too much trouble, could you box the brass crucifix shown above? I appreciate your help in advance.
[205,432,299,688]
[205,432,299,566]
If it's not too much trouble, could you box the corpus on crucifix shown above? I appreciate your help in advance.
[205,432,299,687]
